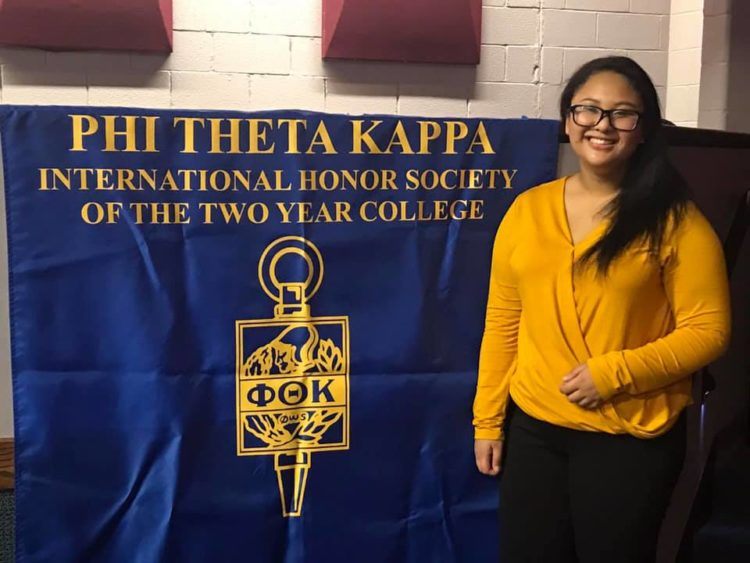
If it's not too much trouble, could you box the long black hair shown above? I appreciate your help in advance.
[560,56,690,273]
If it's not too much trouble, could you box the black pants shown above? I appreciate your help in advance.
[499,406,686,563]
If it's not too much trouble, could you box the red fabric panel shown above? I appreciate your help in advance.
[323,0,481,65]
[0,0,172,52]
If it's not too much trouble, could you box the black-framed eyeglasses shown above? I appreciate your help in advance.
[568,104,642,131]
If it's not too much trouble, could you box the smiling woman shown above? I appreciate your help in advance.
[472,57,731,563]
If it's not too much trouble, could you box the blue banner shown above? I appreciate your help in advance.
[1,106,559,563]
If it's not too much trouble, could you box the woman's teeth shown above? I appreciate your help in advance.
[587,137,615,145]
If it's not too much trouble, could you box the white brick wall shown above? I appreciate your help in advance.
[666,0,704,126]
[597,14,661,50]
[213,33,291,74]
[469,83,539,118]
[476,45,507,83]
[172,72,250,109]
[2,67,87,105]
[668,49,703,86]
[565,0,628,12]
[251,0,321,37]
[88,72,171,108]
[543,10,598,47]
[482,7,539,45]
[0,1,708,131]
[3,0,748,440]
[506,46,539,83]
[562,48,623,82]
[130,31,213,72]
[630,0,671,15]
[250,75,325,110]
[326,82,398,115]
[399,84,470,118]
[174,0,251,33]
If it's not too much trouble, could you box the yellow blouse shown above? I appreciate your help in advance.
[473,177,731,440]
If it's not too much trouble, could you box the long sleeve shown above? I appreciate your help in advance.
[587,206,731,400]
[473,200,522,440]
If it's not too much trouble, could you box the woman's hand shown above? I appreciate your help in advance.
[474,439,503,476]
[560,363,603,409]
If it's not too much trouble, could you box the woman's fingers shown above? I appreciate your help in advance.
[475,439,503,476]
[577,397,601,410]
[491,441,503,474]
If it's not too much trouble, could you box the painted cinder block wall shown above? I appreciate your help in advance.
[666,0,704,126]
[0,0,672,120]
[0,1,726,438]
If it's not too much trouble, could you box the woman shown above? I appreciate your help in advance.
[472,57,731,562]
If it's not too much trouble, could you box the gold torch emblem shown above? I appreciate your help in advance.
[236,236,350,517]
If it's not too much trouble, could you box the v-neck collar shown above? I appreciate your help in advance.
[560,176,611,250]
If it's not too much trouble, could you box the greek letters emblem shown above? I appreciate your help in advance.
[235,237,350,516]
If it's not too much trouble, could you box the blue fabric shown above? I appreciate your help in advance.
[1,106,559,563]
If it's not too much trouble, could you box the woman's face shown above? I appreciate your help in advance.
[565,71,645,176]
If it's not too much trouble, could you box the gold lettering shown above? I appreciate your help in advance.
[297,202,314,223]
[247,203,269,224]
[384,121,415,154]
[81,202,123,224]
[378,201,398,222]
[501,169,518,189]
[73,168,94,190]
[199,202,215,224]
[127,202,192,224]
[253,171,272,191]
[335,201,353,223]
[299,170,317,191]
[417,121,441,155]
[129,202,147,224]
[103,116,138,152]
[174,117,206,153]
[216,203,246,223]
[81,202,104,224]
[70,115,99,152]
[439,170,457,190]
[469,199,484,219]
[466,122,494,154]
[210,170,232,192]
[351,120,383,154]
[249,119,275,154]
[174,203,191,224]
[160,171,180,191]
[318,170,340,191]
[52,169,72,191]
[278,119,307,154]
[445,121,469,155]
[467,169,482,189]
[95,169,114,190]
[116,169,137,191]
[416,201,433,221]
[449,200,468,220]
[209,118,242,154]
[274,170,293,191]
[276,202,294,224]
[434,200,448,220]
[359,201,378,222]
[405,169,420,190]
[306,122,336,154]
[143,116,159,152]
[176,169,196,191]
